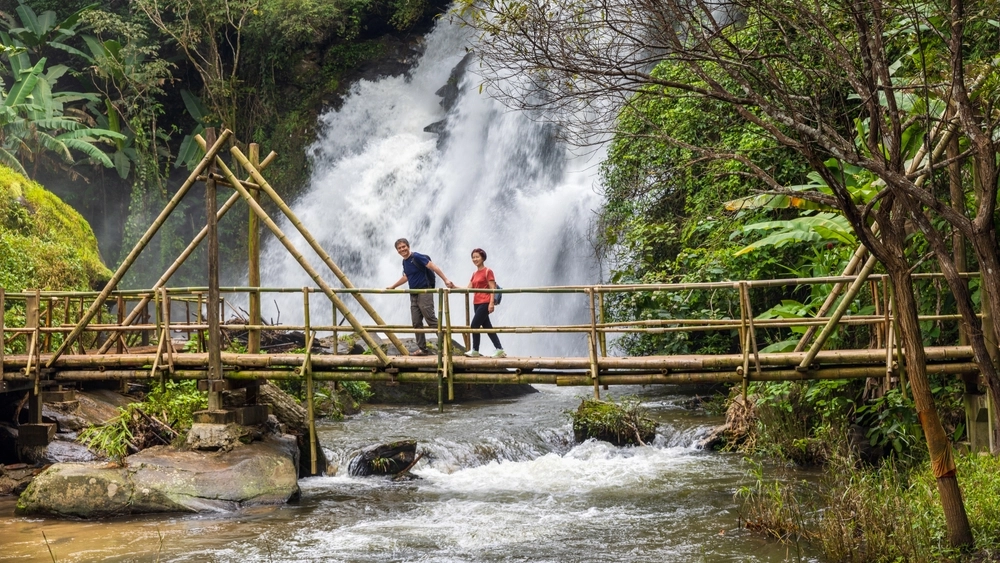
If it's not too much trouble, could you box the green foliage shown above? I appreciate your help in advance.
[78,380,207,462]
[341,380,372,403]
[740,452,1000,561]
[77,404,136,464]
[141,379,207,432]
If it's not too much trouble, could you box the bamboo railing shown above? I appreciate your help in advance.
[0,272,981,407]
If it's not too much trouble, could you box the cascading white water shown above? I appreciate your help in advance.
[259,15,604,356]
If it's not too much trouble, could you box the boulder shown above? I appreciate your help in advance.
[348,440,417,476]
[571,398,657,447]
[16,434,299,517]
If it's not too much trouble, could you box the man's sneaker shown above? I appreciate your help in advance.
[412,349,428,356]
[493,350,507,358]
[464,350,481,357]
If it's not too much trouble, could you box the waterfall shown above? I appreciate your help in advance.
[259,15,604,356]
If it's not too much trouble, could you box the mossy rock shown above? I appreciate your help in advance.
[571,398,657,446]
[0,165,111,291]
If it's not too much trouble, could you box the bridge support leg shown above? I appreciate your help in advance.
[964,392,990,452]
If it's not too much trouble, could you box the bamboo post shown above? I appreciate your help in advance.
[95,151,277,354]
[588,288,600,400]
[248,143,262,356]
[195,138,391,364]
[798,254,879,371]
[444,288,454,401]
[332,301,339,350]
[738,283,750,401]
[740,283,762,379]
[205,128,223,413]
[162,288,174,374]
[48,129,233,366]
[598,291,607,356]
[26,291,40,406]
[463,293,471,351]
[141,304,149,347]
[195,293,205,352]
[43,297,52,352]
[116,296,125,354]
[228,145,409,357]
[303,287,317,475]
[437,288,444,412]
[885,287,895,391]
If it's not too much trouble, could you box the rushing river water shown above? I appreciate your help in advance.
[0,386,815,562]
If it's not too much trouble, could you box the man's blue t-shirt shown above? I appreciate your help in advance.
[402,252,434,289]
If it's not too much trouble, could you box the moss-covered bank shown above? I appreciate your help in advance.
[0,165,111,291]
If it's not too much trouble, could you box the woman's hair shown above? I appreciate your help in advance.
[471,248,487,261]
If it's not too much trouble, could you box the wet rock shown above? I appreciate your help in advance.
[348,440,417,476]
[0,463,43,496]
[16,434,300,517]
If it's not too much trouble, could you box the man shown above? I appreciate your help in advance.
[387,238,456,356]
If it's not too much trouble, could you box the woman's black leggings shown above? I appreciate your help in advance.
[471,303,502,351]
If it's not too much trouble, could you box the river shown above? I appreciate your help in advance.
[0,385,816,562]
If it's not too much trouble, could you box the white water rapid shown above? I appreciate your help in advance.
[258,14,604,356]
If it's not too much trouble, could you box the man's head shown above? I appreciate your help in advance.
[394,238,411,259]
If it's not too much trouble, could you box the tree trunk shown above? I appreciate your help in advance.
[890,266,974,548]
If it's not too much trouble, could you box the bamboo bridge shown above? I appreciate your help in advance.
[0,128,992,459]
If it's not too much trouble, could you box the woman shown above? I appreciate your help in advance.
[465,248,506,357]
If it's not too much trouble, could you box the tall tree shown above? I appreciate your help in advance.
[459,0,1000,548]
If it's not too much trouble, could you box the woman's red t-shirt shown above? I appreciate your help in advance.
[469,267,496,305]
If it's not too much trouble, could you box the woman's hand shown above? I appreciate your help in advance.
[488,303,495,313]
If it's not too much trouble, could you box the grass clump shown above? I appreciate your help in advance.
[77,381,207,463]
[737,451,1000,561]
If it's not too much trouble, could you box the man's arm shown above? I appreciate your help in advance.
[387,274,407,289]
[426,261,456,288]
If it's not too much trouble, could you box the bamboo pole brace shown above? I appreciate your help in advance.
[437,288,444,412]
[794,243,869,352]
[150,329,167,379]
[97,150,277,354]
[197,137,390,364]
[49,130,233,366]
[798,254,879,371]
[228,145,411,357]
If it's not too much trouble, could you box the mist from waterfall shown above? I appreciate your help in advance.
[259,15,605,356]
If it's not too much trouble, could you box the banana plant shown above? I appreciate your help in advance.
[0,53,124,179]
[0,1,97,59]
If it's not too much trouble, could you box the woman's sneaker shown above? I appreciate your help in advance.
[464,350,481,357]
[493,350,507,358]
